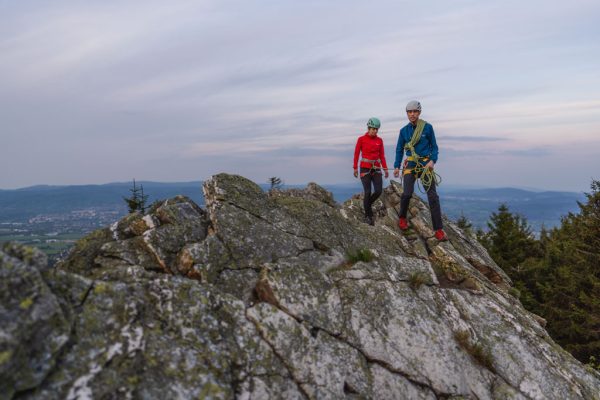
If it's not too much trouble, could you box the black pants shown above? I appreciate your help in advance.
[360,168,383,217]
[399,173,443,230]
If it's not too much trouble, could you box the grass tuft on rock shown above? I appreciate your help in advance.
[346,248,375,264]
[454,330,495,373]
[408,271,429,290]
[327,248,376,274]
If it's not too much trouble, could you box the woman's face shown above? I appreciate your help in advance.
[368,127,379,137]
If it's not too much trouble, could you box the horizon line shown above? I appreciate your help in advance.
[0,180,586,194]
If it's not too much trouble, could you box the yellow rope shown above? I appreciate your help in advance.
[402,157,442,193]
[402,119,442,193]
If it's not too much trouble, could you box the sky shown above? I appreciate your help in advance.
[1,0,599,191]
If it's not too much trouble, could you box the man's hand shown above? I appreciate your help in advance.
[393,168,400,178]
[384,170,389,178]
[425,161,435,170]
[353,169,358,178]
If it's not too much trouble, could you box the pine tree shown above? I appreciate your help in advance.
[268,177,283,191]
[478,204,542,275]
[478,204,544,312]
[456,212,473,235]
[123,179,149,213]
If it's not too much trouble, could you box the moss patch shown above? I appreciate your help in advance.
[57,228,113,274]
[19,296,34,310]
[94,282,108,295]
[0,350,12,365]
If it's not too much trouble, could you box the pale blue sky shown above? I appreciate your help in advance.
[1,0,599,191]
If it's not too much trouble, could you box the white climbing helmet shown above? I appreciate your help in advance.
[406,100,422,112]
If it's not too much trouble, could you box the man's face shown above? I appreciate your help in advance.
[407,110,421,124]
[367,127,379,137]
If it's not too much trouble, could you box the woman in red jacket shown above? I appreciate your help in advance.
[353,117,389,225]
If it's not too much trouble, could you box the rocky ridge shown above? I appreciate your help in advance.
[1,173,599,399]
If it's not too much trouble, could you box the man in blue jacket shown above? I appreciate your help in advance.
[393,100,448,241]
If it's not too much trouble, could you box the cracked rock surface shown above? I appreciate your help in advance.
[2,174,600,399]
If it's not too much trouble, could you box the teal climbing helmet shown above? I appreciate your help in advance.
[367,117,381,129]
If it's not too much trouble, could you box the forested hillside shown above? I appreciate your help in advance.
[477,180,600,365]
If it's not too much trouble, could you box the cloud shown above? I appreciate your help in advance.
[443,146,555,158]
[0,3,208,84]
[1,0,600,191]
[440,136,508,142]
[182,139,353,159]
[111,55,354,108]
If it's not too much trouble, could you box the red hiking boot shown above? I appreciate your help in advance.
[398,217,408,231]
[435,229,448,242]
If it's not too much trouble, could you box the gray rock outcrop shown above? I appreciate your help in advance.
[1,174,599,399]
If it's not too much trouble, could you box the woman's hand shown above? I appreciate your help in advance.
[393,168,400,178]
[384,170,389,178]
[425,161,435,170]
[353,169,358,178]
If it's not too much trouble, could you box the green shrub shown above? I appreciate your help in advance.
[585,356,600,372]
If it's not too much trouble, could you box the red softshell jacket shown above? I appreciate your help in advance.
[353,133,388,170]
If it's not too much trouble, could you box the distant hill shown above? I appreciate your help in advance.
[306,184,585,232]
[0,182,205,221]
[438,186,585,231]
[0,181,585,232]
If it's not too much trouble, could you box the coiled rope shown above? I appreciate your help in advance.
[401,119,442,193]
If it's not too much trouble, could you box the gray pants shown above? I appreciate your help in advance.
[399,173,443,230]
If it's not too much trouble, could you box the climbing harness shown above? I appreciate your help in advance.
[360,158,387,178]
[401,119,442,193]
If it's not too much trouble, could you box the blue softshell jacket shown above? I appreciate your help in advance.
[393,121,439,169]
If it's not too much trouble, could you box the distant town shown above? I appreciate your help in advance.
[0,207,125,264]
